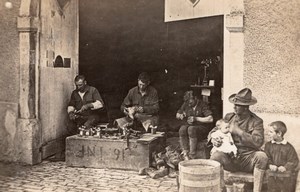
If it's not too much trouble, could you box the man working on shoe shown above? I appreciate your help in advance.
[208,88,268,192]
[176,90,213,160]
[67,75,104,135]
[115,72,159,133]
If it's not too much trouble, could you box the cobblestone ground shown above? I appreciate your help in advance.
[0,161,178,192]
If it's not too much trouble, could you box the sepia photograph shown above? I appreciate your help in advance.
[0,0,299,191]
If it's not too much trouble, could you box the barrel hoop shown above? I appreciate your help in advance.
[180,172,219,180]
[179,160,221,174]
[180,166,220,175]
[179,159,221,168]
[180,177,220,187]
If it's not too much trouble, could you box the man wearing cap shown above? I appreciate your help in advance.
[176,90,214,160]
[115,72,159,133]
[208,88,268,192]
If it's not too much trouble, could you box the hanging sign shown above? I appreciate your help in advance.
[188,0,201,7]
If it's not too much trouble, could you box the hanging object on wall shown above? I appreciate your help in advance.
[56,0,71,9]
[188,0,201,7]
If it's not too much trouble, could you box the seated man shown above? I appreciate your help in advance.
[67,75,104,135]
[176,90,213,160]
[208,88,268,192]
[115,72,159,133]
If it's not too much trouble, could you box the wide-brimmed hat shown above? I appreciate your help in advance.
[228,88,257,105]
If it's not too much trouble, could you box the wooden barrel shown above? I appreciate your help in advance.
[178,159,221,192]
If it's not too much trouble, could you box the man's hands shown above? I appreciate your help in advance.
[76,103,93,114]
[269,165,286,172]
[124,106,144,119]
[187,116,195,125]
[211,137,223,147]
[175,113,198,124]
[176,113,185,120]
[269,164,278,171]
[69,111,76,121]
[277,166,286,172]
[68,103,94,121]
[229,120,243,135]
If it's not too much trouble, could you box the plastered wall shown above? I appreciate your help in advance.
[243,0,300,153]
[39,0,78,145]
[244,0,300,114]
[0,0,20,104]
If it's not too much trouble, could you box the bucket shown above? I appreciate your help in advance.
[178,159,221,192]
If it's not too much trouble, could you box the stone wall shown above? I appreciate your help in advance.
[244,0,300,114]
[0,0,21,162]
[0,0,79,163]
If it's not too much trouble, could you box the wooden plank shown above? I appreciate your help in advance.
[41,137,65,159]
[137,132,165,144]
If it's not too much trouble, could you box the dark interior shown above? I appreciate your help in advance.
[79,0,223,131]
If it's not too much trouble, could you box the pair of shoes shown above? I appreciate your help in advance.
[165,146,181,169]
[147,166,169,179]
[138,167,156,175]
[152,152,166,169]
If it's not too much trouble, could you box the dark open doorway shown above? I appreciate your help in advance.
[79,0,223,130]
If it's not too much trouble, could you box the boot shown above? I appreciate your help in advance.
[181,150,190,161]
[189,137,198,159]
[154,152,166,169]
[165,146,181,169]
[179,136,189,153]
[253,167,265,192]
[138,167,156,175]
[147,166,169,179]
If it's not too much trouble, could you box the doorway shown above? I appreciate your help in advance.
[79,0,223,130]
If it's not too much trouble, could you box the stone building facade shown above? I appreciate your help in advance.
[0,0,299,164]
[0,0,78,164]
[166,0,300,154]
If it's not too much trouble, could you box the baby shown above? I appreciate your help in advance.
[210,119,237,157]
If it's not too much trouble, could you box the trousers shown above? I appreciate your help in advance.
[210,150,268,172]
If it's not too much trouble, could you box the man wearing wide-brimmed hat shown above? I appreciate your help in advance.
[208,88,268,192]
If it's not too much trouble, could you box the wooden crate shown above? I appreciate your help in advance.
[66,132,165,171]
